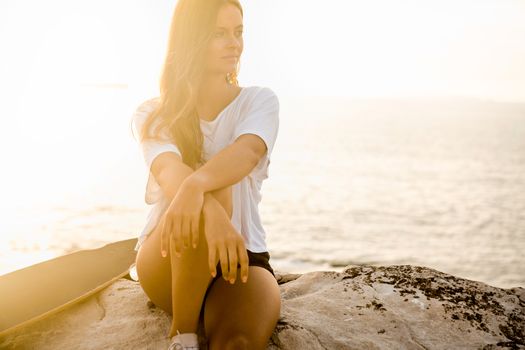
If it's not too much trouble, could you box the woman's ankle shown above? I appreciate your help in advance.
[169,330,199,346]
[169,325,198,338]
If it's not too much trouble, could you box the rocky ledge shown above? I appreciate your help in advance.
[0,265,523,349]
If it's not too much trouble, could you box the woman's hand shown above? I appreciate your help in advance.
[204,205,249,284]
[160,180,204,258]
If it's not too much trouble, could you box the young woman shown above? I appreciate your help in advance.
[131,1,281,349]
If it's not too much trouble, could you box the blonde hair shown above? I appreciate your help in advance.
[136,0,243,170]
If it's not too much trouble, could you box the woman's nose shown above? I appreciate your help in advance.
[226,35,241,48]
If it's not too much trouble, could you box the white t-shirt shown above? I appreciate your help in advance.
[131,86,280,253]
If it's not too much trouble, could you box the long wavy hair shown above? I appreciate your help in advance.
[135,0,243,170]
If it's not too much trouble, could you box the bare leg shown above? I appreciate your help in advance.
[168,215,215,337]
[135,186,233,338]
[204,266,281,350]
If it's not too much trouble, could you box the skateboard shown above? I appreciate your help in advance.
[0,238,138,338]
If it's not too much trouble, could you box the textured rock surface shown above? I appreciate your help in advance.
[1,265,523,349]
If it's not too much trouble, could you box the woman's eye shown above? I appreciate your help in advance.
[214,31,242,38]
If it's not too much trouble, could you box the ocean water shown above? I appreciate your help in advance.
[1,87,524,289]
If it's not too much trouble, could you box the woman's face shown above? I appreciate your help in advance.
[205,3,243,76]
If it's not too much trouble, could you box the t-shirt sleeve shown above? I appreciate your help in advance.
[132,98,182,170]
[232,87,280,181]
[131,98,182,204]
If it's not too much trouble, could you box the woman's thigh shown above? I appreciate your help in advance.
[136,222,216,317]
[204,266,282,349]
[135,224,174,315]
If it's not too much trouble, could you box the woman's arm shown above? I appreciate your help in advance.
[206,186,232,220]
[152,152,232,218]
[182,133,267,194]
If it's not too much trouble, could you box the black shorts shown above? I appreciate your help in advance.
[213,249,275,281]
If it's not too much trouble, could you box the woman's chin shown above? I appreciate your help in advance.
[222,62,237,69]
[205,66,237,77]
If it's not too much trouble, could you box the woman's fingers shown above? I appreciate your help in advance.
[219,243,229,282]
[191,214,199,249]
[227,243,239,284]
[238,243,249,283]
[208,243,218,277]
[160,215,169,258]
[172,214,183,257]
[181,214,191,250]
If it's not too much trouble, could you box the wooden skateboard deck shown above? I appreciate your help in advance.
[0,238,138,338]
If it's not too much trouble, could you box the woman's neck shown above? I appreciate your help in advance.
[198,74,232,100]
[196,74,241,121]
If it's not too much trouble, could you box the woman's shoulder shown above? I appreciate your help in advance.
[132,97,160,122]
[135,97,160,113]
[131,97,161,136]
[243,85,277,95]
[242,86,279,105]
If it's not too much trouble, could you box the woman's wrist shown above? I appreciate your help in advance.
[182,171,206,193]
[203,193,227,217]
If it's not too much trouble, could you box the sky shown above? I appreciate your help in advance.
[0,0,523,275]
[0,0,524,102]
[0,0,524,207]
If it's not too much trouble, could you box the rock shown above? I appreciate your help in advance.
[0,265,523,349]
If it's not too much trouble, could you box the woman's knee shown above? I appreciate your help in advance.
[135,228,173,314]
[210,332,250,350]
[204,267,280,350]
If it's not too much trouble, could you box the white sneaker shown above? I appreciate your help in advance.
[168,330,200,350]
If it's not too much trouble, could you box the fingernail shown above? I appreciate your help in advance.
[212,271,216,277]
[242,276,247,283]
[161,251,166,257]
[230,278,234,284]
